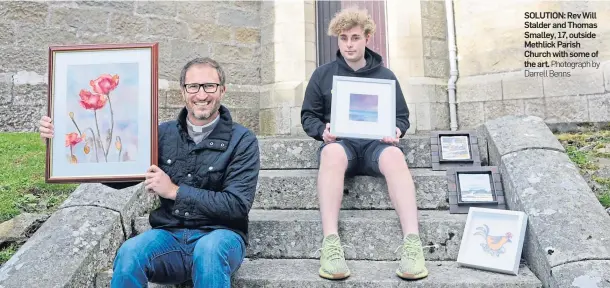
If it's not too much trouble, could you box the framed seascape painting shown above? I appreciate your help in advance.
[330,75,396,140]
[46,43,159,183]
[456,207,528,275]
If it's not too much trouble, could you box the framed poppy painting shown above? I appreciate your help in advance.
[46,43,159,183]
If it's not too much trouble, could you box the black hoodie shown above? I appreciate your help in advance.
[300,47,410,142]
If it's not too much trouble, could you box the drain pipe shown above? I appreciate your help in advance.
[445,0,459,131]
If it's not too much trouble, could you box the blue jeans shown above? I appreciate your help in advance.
[110,228,246,288]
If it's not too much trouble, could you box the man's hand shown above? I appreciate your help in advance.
[381,127,401,145]
[322,123,337,144]
[144,165,179,200]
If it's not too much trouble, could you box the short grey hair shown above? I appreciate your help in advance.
[179,57,226,87]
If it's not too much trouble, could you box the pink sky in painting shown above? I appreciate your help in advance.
[349,93,378,111]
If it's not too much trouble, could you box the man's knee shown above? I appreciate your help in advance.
[378,146,408,174]
[319,143,349,169]
[193,229,244,262]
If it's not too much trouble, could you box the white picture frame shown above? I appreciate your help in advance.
[330,75,396,140]
[457,207,528,275]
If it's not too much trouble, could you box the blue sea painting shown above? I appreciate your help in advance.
[349,93,378,122]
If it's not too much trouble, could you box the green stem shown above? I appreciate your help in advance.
[117,135,122,162]
[105,94,114,159]
[70,117,82,136]
[94,110,107,162]
[85,127,99,163]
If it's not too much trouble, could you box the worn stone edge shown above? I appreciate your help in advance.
[481,117,610,288]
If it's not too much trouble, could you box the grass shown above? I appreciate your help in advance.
[0,132,77,265]
[555,129,610,208]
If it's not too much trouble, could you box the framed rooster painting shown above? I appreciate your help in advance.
[456,207,527,275]
[46,43,159,183]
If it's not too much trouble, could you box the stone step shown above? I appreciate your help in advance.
[257,136,434,169]
[134,210,467,261]
[95,259,542,287]
[255,169,449,210]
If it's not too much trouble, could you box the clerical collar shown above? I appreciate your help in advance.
[187,115,219,133]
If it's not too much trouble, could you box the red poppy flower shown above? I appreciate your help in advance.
[79,89,108,110]
[65,132,82,147]
[90,74,119,95]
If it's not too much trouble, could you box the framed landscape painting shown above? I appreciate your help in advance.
[46,43,159,183]
[330,75,396,140]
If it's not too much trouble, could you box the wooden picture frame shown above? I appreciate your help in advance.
[330,75,396,140]
[457,207,528,275]
[430,131,481,171]
[46,43,159,183]
[446,166,506,214]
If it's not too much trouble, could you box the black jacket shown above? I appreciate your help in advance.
[301,47,410,141]
[106,105,260,245]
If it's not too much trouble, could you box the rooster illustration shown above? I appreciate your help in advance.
[473,224,512,257]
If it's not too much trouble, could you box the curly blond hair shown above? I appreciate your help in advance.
[327,6,376,37]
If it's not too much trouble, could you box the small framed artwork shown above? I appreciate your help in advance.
[457,207,528,275]
[46,43,159,183]
[430,131,481,170]
[446,166,506,214]
[330,75,396,140]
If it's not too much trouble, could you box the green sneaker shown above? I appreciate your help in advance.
[318,234,350,280]
[396,234,429,280]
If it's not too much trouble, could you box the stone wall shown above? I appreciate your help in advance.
[454,0,610,129]
[0,1,261,133]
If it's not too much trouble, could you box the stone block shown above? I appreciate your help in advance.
[135,1,177,17]
[159,107,182,123]
[502,72,544,100]
[543,70,605,97]
[216,8,259,27]
[223,84,260,109]
[259,107,291,135]
[148,17,189,39]
[0,81,11,105]
[422,17,447,39]
[223,62,261,86]
[136,210,467,261]
[259,82,303,109]
[109,13,147,37]
[0,105,46,132]
[59,183,157,238]
[457,102,485,129]
[177,2,220,24]
[50,7,110,34]
[256,136,436,169]
[0,1,48,26]
[235,27,260,44]
[0,206,123,288]
[188,23,232,44]
[482,115,564,166]
[0,47,47,74]
[254,169,448,210]
[0,213,49,246]
[456,75,503,102]
[75,1,134,14]
[169,39,209,74]
[210,44,257,64]
[500,149,610,286]
[0,21,13,46]
[588,94,610,122]
[230,107,259,134]
[524,98,545,119]
[12,83,47,106]
[545,95,589,123]
[552,260,610,288]
[483,99,524,122]
[403,79,447,103]
[424,58,449,78]
[424,38,448,59]
[18,24,80,50]
[234,259,541,288]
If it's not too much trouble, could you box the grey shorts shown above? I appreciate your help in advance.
[317,138,404,177]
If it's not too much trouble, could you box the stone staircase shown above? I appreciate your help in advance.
[94,135,543,287]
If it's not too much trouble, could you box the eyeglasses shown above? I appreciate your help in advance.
[183,83,221,94]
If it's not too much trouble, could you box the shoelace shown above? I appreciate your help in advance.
[312,243,353,259]
[394,242,437,261]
